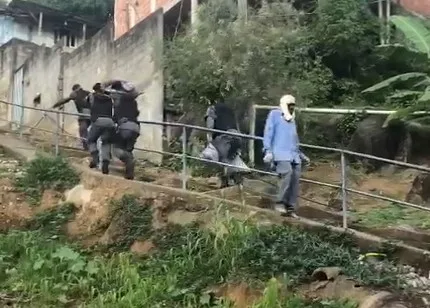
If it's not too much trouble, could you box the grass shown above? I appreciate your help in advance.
[14,155,80,205]
[25,202,76,236]
[0,198,406,307]
[106,195,154,251]
[356,203,430,230]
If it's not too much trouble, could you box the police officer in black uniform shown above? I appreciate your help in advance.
[53,84,91,150]
[87,83,115,174]
[204,99,243,188]
[104,80,141,180]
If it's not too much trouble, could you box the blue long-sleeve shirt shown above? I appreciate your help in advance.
[263,108,302,163]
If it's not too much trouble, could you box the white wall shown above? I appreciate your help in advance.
[0,16,83,48]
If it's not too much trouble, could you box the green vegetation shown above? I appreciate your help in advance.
[106,195,154,251]
[0,196,404,307]
[164,0,430,149]
[14,155,80,205]
[356,203,430,230]
[25,202,76,236]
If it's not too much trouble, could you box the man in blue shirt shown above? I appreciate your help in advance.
[263,94,309,217]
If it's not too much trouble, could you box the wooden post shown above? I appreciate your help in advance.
[82,23,87,41]
[38,12,43,35]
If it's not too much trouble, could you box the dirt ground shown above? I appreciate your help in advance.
[301,162,416,212]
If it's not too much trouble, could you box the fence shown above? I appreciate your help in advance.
[1,99,430,230]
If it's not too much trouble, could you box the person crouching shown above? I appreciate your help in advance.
[200,100,250,188]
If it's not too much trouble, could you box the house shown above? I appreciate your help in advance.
[0,0,102,48]
[395,0,430,17]
[114,0,198,39]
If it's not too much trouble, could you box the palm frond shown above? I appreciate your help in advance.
[362,72,429,93]
[390,15,430,56]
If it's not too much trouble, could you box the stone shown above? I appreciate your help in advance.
[65,185,93,208]
[347,116,407,171]
[406,173,430,206]
[359,292,393,308]
[130,240,155,256]
[312,267,342,281]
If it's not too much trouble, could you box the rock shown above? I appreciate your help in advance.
[347,116,406,171]
[406,173,430,206]
[130,240,155,256]
[359,292,393,308]
[312,267,342,281]
[167,210,200,226]
[65,185,92,208]
[99,212,125,246]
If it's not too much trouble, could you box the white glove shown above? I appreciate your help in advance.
[263,151,273,164]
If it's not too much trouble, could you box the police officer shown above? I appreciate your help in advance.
[53,84,91,150]
[104,80,141,180]
[87,83,115,174]
[203,99,247,188]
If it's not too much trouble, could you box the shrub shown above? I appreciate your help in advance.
[15,155,80,205]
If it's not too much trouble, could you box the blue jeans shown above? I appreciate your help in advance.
[275,161,301,209]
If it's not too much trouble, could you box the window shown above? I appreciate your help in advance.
[54,29,77,48]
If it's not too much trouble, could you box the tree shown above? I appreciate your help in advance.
[164,0,333,116]
[362,15,430,130]
[29,0,114,21]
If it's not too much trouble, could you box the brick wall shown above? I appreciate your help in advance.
[398,0,430,16]
[114,0,180,39]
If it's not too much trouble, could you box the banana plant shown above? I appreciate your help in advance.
[362,15,430,129]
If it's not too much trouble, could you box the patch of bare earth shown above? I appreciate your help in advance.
[0,176,64,231]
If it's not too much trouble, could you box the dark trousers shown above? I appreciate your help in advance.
[87,118,115,162]
[113,121,140,163]
[78,119,90,150]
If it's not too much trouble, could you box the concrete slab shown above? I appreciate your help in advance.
[0,133,37,161]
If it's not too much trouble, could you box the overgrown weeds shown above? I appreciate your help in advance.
[107,195,154,251]
[356,203,430,230]
[0,204,405,306]
[25,202,75,236]
[14,155,80,205]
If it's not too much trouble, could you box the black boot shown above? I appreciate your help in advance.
[101,160,110,175]
[124,159,135,180]
[89,152,99,169]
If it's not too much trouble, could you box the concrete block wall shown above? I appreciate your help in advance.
[20,46,63,131]
[111,13,163,161]
[0,39,39,128]
[61,25,112,135]
[0,9,163,162]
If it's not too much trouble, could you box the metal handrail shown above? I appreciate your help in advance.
[3,99,429,172]
[2,99,430,228]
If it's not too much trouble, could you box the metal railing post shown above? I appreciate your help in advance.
[55,111,59,156]
[182,126,187,190]
[341,151,347,229]
[19,103,24,139]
